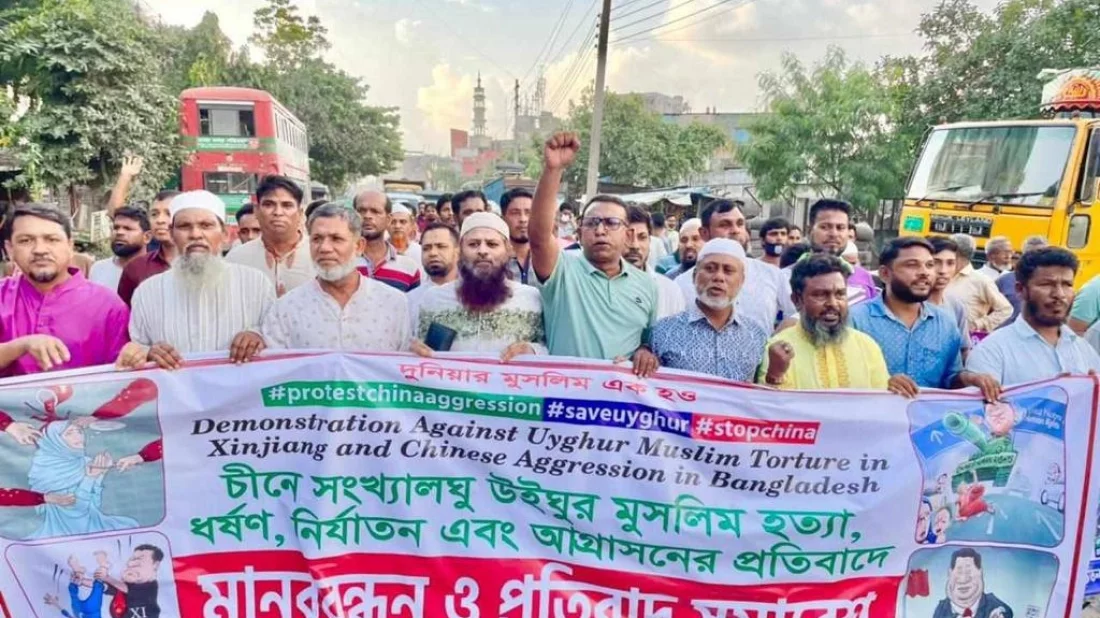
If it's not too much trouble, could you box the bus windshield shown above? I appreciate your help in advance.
[907,125,1076,207]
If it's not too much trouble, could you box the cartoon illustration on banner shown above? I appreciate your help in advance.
[0,379,164,541]
[907,387,1068,547]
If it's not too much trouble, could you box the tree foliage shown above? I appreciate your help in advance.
[163,0,402,191]
[746,0,1100,212]
[561,89,728,195]
[0,0,185,199]
[743,48,908,212]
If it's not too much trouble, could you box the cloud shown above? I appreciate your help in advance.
[416,64,475,137]
[394,18,422,46]
[444,0,494,13]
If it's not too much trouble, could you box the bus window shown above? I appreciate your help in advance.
[199,105,256,137]
[203,172,257,196]
[1078,128,1100,204]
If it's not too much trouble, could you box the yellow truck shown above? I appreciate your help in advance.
[898,68,1100,286]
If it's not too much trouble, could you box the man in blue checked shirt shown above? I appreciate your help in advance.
[850,237,1001,400]
[651,238,769,382]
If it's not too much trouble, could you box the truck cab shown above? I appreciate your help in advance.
[898,68,1100,287]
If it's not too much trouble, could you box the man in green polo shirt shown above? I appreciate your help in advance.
[530,132,659,376]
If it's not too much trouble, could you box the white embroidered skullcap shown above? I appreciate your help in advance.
[697,238,746,264]
[842,241,858,258]
[680,217,702,234]
[460,211,510,240]
[169,190,226,223]
[391,202,412,216]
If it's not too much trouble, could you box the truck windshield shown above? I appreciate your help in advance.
[907,125,1076,207]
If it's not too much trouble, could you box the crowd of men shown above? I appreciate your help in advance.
[2,131,1100,404]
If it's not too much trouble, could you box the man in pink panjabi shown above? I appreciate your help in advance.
[0,205,130,377]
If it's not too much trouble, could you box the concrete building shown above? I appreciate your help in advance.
[637,92,691,115]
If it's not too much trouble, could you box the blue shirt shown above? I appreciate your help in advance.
[656,253,680,276]
[849,296,964,389]
[651,304,769,382]
[995,272,1021,328]
[967,316,1100,384]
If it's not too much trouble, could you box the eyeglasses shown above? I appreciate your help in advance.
[581,216,626,231]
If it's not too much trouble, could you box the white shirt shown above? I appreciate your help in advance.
[647,236,669,271]
[88,258,124,293]
[676,260,795,330]
[649,270,685,319]
[978,263,1009,281]
[407,278,443,327]
[413,280,548,355]
[129,262,275,353]
[226,235,315,294]
[402,242,422,266]
[262,276,410,351]
[968,316,1100,384]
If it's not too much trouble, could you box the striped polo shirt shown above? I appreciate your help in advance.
[356,243,421,292]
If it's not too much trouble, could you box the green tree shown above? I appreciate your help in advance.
[242,0,400,190]
[561,89,727,195]
[886,0,1100,159]
[0,0,185,199]
[743,48,908,213]
[250,0,330,72]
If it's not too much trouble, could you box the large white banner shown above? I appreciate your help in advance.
[0,352,1096,618]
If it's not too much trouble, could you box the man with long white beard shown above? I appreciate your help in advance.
[261,205,409,351]
[411,212,546,360]
[118,191,274,370]
[651,239,768,381]
[756,254,890,391]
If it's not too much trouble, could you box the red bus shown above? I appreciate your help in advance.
[179,87,310,225]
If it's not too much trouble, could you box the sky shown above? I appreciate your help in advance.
[144,0,1000,155]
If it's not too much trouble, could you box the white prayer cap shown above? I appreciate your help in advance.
[169,190,226,223]
[460,211,509,240]
[697,238,746,264]
[842,241,858,258]
[391,202,412,216]
[680,217,702,234]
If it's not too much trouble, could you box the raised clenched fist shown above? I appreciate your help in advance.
[543,132,581,170]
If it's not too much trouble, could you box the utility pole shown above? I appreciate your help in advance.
[514,79,521,165]
[585,0,612,200]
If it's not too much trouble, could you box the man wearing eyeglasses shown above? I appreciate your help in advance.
[529,132,660,377]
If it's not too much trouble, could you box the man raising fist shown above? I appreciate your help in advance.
[529,132,659,377]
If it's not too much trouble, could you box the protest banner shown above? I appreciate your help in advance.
[0,351,1096,618]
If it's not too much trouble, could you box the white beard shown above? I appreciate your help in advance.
[696,290,734,310]
[175,254,226,292]
[315,260,358,283]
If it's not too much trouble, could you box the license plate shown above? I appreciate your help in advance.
[930,215,993,238]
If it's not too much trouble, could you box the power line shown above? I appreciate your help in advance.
[545,19,598,110]
[519,0,576,89]
[615,0,751,42]
[547,29,598,112]
[550,46,597,114]
[612,0,703,33]
[544,0,598,71]
[411,0,518,78]
[615,31,914,44]
[610,0,672,23]
[612,0,651,11]
[612,0,744,41]
[547,40,596,112]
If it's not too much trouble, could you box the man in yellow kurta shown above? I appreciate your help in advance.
[757,254,890,391]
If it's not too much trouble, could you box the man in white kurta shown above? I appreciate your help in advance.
[262,204,410,351]
[121,191,274,368]
[412,213,547,359]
